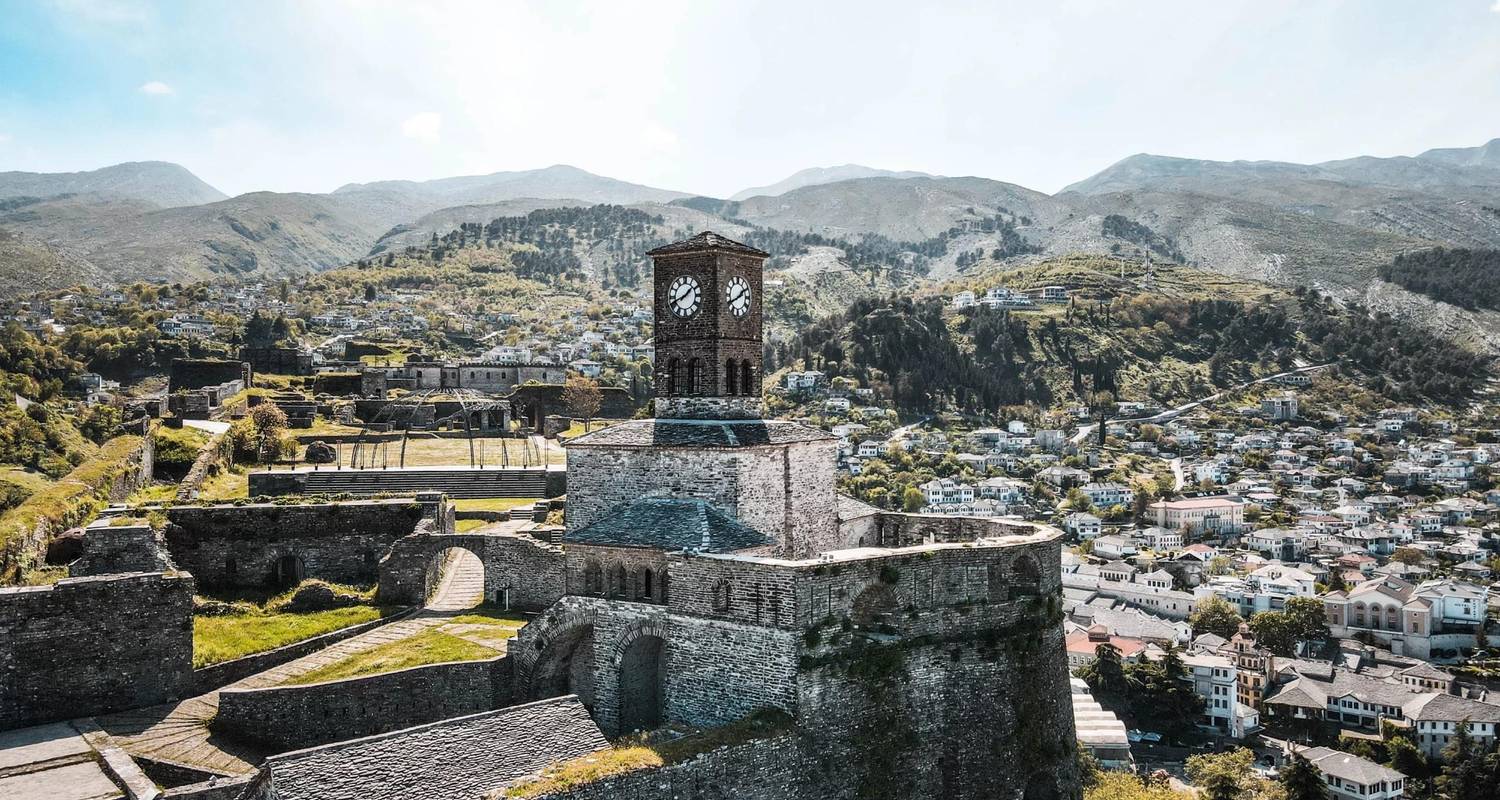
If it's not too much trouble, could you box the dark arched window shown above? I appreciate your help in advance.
[687,358,702,395]
[639,566,655,601]
[741,361,754,396]
[712,578,731,612]
[725,359,738,396]
[611,563,628,597]
[665,359,679,395]
[583,560,603,595]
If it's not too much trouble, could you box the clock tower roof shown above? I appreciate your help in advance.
[646,230,768,258]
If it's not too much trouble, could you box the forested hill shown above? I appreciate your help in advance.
[770,256,1491,414]
[1378,247,1500,311]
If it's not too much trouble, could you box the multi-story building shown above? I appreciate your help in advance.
[1149,497,1247,536]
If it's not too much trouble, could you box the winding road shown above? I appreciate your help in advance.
[1067,362,1336,446]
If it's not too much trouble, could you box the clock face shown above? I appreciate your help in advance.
[668,274,701,318]
[727,276,752,317]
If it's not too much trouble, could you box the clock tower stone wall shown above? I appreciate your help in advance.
[649,233,767,420]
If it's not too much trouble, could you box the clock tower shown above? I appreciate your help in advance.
[647,231,767,420]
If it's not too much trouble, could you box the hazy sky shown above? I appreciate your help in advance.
[2,0,1499,199]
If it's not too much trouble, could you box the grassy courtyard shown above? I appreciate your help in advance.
[192,580,388,667]
[281,606,528,685]
[194,606,385,667]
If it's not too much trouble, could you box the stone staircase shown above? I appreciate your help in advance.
[296,467,549,499]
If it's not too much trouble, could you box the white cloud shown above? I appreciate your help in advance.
[138,80,174,95]
[1492,0,1500,12]
[400,112,442,145]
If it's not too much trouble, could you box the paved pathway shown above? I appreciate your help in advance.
[95,550,490,776]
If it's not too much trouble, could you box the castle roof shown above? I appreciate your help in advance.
[258,696,606,800]
[565,418,835,449]
[564,498,774,553]
[646,230,769,258]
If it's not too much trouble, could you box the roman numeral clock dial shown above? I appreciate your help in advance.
[668,274,701,317]
[727,276,751,317]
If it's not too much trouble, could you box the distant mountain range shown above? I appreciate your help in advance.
[727,165,935,201]
[3,141,1500,350]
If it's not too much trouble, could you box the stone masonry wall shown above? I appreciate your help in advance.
[511,596,800,736]
[163,498,433,588]
[564,439,841,559]
[69,520,174,576]
[378,531,565,609]
[0,572,194,730]
[215,656,511,752]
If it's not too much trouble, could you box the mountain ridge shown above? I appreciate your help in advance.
[728,164,936,201]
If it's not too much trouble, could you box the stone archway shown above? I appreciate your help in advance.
[617,633,667,733]
[851,583,901,630]
[532,624,598,711]
[426,546,486,611]
[274,553,305,587]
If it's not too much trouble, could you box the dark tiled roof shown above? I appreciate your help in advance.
[566,418,835,449]
[262,697,607,800]
[646,231,769,258]
[565,498,773,553]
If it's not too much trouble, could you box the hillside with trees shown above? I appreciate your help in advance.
[1377,247,1500,311]
[770,256,1491,415]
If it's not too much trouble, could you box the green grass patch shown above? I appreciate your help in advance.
[283,627,500,685]
[505,709,793,798]
[154,425,211,471]
[198,464,250,501]
[455,518,488,533]
[1,433,148,584]
[193,605,386,668]
[127,482,179,503]
[452,497,540,513]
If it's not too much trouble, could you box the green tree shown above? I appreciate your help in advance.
[1190,596,1245,639]
[902,487,925,512]
[1438,721,1485,800]
[561,375,603,430]
[1077,642,1130,698]
[1279,753,1329,800]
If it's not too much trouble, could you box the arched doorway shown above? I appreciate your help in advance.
[427,546,485,611]
[851,583,901,630]
[274,554,305,587]
[533,625,598,712]
[618,634,667,732]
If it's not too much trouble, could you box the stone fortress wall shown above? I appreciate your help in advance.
[0,571,194,730]
[512,521,1078,800]
[564,437,843,559]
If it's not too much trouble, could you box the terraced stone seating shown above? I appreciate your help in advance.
[297,468,549,499]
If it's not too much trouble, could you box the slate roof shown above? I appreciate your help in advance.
[1300,747,1408,785]
[564,498,774,553]
[260,697,607,800]
[566,418,836,449]
[646,231,769,258]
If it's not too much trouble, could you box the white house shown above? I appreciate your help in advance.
[1296,747,1406,800]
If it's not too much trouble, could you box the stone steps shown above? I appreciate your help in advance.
[295,468,549,499]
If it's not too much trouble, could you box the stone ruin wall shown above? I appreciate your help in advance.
[563,438,842,559]
[162,497,442,589]
[0,572,194,730]
[214,655,513,752]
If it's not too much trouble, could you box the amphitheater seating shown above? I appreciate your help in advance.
[295,467,550,499]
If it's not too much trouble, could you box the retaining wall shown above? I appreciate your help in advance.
[214,655,511,752]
